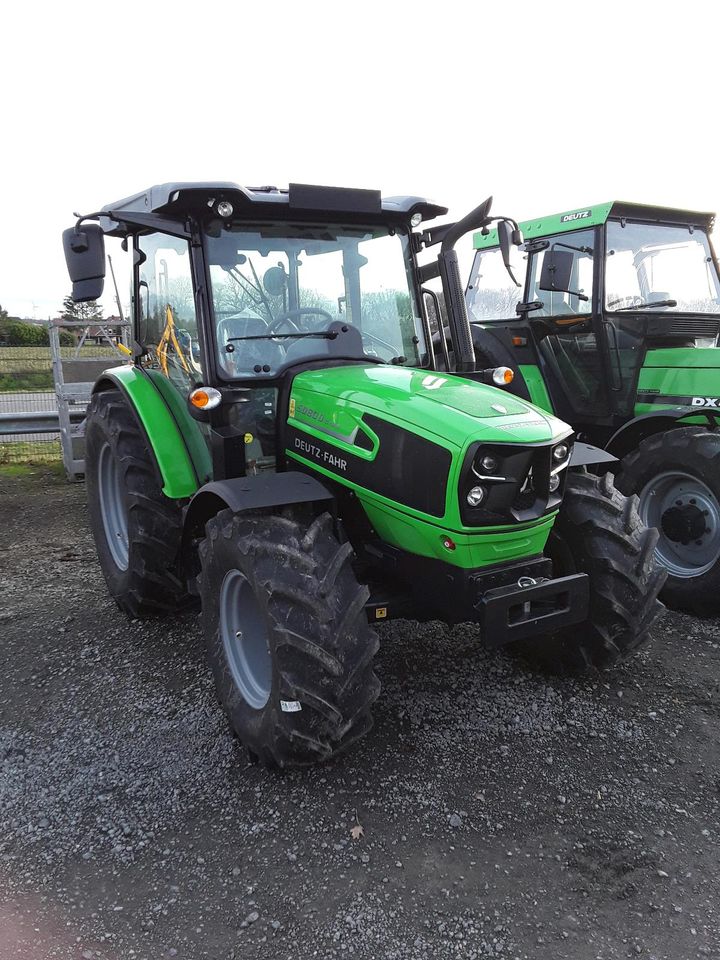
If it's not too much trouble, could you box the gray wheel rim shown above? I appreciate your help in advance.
[98,441,129,571]
[219,570,272,709]
[638,470,720,578]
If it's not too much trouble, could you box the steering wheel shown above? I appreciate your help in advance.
[266,307,334,335]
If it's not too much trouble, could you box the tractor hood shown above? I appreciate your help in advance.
[290,364,570,449]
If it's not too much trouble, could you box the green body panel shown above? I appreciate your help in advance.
[360,499,555,569]
[99,365,207,499]
[289,365,561,447]
[635,348,720,415]
[473,203,614,250]
[473,200,715,250]
[286,364,569,569]
[518,364,555,414]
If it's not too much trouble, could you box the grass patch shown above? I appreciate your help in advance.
[0,371,54,392]
[0,461,66,480]
[0,440,62,465]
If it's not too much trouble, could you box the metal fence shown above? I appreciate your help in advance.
[0,342,60,463]
[0,329,126,466]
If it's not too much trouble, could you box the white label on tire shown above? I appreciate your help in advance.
[280,700,302,713]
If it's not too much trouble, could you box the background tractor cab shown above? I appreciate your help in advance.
[466,201,720,610]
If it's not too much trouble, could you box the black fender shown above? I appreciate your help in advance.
[569,442,617,468]
[180,471,336,591]
[183,471,335,543]
[606,408,720,461]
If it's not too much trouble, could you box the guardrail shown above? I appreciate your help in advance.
[0,411,85,436]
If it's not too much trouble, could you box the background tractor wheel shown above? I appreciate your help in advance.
[199,510,380,768]
[511,472,665,671]
[615,426,720,614]
[85,388,188,618]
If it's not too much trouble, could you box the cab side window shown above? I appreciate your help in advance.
[137,234,202,391]
[467,247,526,321]
[527,229,595,317]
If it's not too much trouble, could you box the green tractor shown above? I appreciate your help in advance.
[62,183,664,767]
[466,201,720,613]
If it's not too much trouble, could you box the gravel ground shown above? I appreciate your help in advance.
[1,468,719,960]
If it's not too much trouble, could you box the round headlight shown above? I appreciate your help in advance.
[549,474,561,492]
[467,485,486,507]
[480,455,497,473]
[216,200,234,218]
[553,443,569,462]
[410,211,423,227]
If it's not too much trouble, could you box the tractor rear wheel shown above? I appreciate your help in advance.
[85,388,188,618]
[615,426,720,614]
[511,472,665,671]
[198,509,380,768]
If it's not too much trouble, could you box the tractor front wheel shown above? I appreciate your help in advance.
[85,388,188,618]
[511,472,665,671]
[198,510,380,767]
[615,426,720,614]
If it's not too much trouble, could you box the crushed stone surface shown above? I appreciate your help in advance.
[1,469,719,959]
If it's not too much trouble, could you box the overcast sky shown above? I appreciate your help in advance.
[1,0,718,319]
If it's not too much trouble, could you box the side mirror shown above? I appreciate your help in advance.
[539,248,574,294]
[497,220,524,287]
[62,223,106,302]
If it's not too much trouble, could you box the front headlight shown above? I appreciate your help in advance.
[553,442,569,463]
[466,485,486,507]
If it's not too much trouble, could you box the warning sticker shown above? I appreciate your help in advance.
[280,700,302,713]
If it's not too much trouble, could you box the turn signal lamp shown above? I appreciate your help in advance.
[492,366,514,386]
[189,386,222,410]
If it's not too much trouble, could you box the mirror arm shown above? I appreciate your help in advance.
[417,260,440,284]
[440,196,493,254]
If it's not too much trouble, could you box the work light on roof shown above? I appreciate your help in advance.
[216,200,234,218]
[410,212,423,227]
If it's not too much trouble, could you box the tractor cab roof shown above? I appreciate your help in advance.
[98,181,448,237]
[473,201,716,250]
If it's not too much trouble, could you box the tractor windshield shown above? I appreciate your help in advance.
[205,223,426,378]
[605,221,720,314]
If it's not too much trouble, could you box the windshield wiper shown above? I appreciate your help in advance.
[613,299,678,312]
[227,331,339,343]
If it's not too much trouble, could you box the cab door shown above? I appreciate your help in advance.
[525,227,612,424]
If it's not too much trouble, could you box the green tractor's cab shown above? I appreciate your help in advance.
[466,201,720,609]
[62,184,664,767]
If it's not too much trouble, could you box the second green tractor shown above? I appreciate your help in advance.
[467,201,720,613]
